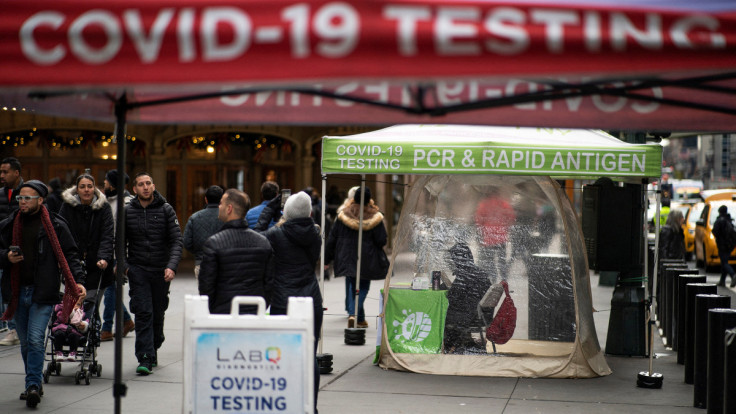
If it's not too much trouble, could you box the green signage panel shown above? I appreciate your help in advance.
[385,289,448,354]
[322,139,662,177]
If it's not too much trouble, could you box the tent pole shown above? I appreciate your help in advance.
[319,175,327,354]
[113,94,128,414]
[354,177,366,324]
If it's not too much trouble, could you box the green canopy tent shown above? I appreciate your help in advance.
[321,124,662,378]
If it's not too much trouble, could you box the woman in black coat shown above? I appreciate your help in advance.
[58,173,115,291]
[258,190,322,412]
[658,209,685,261]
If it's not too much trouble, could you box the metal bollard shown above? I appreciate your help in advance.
[706,309,736,414]
[725,328,736,414]
[693,294,730,409]
[664,267,691,349]
[676,275,706,364]
[657,261,687,323]
[685,283,718,384]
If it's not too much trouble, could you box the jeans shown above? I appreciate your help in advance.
[14,286,53,389]
[128,266,170,361]
[102,283,131,332]
[345,277,370,323]
[720,249,735,280]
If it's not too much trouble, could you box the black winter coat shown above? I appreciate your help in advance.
[199,219,274,314]
[713,213,735,253]
[124,191,183,272]
[325,200,388,280]
[58,187,115,289]
[0,207,85,305]
[658,224,685,260]
[0,178,23,222]
[262,217,322,311]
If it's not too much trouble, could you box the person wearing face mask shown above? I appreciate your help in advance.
[0,179,85,408]
[58,174,115,296]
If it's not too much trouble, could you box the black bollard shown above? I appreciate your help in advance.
[657,262,685,329]
[706,309,736,414]
[693,294,730,408]
[725,328,736,414]
[664,267,690,348]
[685,283,718,384]
[671,272,700,352]
[676,275,706,364]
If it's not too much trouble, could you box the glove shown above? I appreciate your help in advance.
[266,194,282,211]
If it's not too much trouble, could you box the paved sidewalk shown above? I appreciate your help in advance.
[0,259,731,413]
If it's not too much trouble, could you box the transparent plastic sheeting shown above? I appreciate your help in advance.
[380,175,610,378]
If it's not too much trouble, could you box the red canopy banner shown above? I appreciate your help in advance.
[1,1,735,129]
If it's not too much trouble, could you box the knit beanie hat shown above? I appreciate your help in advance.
[105,169,130,187]
[283,191,312,220]
[20,180,49,198]
[354,186,371,204]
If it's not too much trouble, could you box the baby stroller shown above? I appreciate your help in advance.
[42,278,103,385]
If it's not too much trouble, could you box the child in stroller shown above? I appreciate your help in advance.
[50,285,89,361]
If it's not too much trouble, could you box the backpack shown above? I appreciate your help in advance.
[486,281,517,345]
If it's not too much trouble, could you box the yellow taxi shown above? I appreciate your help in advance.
[672,201,703,261]
[694,190,736,268]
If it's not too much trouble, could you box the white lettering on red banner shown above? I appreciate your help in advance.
[17,3,727,66]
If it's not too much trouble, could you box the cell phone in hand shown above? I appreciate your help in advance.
[281,189,291,209]
[9,246,22,256]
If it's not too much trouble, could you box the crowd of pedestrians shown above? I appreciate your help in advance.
[0,163,389,411]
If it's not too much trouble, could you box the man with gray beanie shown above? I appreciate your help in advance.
[258,190,322,413]
[0,179,85,407]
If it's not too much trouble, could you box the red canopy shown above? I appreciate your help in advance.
[1,0,735,130]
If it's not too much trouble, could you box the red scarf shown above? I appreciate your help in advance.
[2,205,80,323]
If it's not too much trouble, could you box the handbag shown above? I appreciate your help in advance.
[486,281,517,345]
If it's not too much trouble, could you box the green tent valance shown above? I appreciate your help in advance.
[322,125,662,178]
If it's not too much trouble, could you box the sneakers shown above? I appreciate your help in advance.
[100,330,113,342]
[357,320,369,328]
[55,351,65,360]
[347,316,356,328]
[0,329,20,346]
[136,355,153,375]
[25,385,41,408]
[123,319,135,336]
[67,351,77,361]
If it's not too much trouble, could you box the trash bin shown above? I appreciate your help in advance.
[605,285,646,356]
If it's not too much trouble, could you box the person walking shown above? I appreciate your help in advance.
[0,157,24,346]
[658,209,686,261]
[183,185,224,279]
[325,186,388,329]
[124,173,183,375]
[199,189,274,314]
[712,205,736,287]
[58,173,115,300]
[44,178,63,214]
[0,180,85,408]
[257,191,323,412]
[100,169,134,341]
[246,181,279,229]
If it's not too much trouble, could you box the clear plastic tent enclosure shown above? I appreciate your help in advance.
[321,125,662,378]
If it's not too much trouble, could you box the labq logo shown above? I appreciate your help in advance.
[392,309,432,343]
[215,346,282,364]
[265,347,281,364]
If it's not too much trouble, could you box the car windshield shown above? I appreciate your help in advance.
[688,204,704,225]
[709,202,736,226]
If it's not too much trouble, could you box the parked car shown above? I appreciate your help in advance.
[683,202,704,261]
[694,190,736,269]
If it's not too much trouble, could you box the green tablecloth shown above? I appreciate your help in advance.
[384,288,448,354]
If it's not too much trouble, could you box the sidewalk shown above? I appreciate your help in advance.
[0,259,731,413]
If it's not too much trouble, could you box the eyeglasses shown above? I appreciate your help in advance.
[16,196,40,202]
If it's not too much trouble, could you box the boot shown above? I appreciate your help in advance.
[731,275,736,288]
[718,275,727,287]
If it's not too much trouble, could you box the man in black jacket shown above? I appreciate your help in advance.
[199,189,274,315]
[0,180,85,408]
[124,173,183,375]
[183,185,224,279]
[0,157,23,346]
